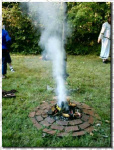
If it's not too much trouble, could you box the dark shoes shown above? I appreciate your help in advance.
[2,89,17,98]
[103,59,107,63]
[103,59,111,64]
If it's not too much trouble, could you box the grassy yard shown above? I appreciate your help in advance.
[2,54,111,147]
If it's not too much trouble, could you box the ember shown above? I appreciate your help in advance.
[48,99,82,121]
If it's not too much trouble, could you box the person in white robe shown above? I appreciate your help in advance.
[98,16,111,63]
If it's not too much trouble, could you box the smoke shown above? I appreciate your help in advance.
[47,36,66,108]
[21,2,70,108]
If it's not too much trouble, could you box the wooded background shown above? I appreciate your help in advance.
[2,2,111,55]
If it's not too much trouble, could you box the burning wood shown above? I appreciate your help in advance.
[48,99,82,120]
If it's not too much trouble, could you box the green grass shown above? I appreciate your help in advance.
[2,54,111,147]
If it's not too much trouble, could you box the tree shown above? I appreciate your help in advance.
[2,2,111,55]
[2,2,41,54]
[66,2,111,54]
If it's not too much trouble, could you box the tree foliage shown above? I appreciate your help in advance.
[2,2,41,54]
[66,2,111,54]
[2,2,111,55]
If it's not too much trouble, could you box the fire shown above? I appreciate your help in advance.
[48,98,82,120]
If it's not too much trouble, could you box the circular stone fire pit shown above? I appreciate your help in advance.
[29,100,101,137]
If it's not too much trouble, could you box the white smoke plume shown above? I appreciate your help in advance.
[22,2,70,109]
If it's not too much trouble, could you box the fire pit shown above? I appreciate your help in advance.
[29,100,101,137]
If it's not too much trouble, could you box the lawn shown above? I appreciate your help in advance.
[2,54,111,147]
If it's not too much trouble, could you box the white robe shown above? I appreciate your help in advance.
[98,22,111,59]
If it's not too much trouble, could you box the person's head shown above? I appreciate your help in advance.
[108,16,111,24]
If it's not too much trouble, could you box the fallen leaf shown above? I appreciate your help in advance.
[90,132,94,136]
[102,135,108,138]
[42,133,46,137]
[96,123,101,127]
[93,129,97,132]
[105,120,110,123]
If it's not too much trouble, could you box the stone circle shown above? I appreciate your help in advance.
[29,100,101,137]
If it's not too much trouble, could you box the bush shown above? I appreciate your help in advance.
[66,2,111,55]
[2,2,42,54]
